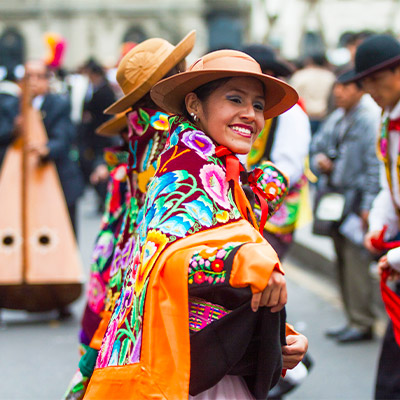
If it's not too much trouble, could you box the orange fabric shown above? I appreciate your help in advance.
[285,322,299,337]
[89,311,112,351]
[84,219,281,399]
[230,242,282,293]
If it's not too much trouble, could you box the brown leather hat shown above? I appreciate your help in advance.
[150,49,298,120]
[96,112,128,136]
[105,31,196,114]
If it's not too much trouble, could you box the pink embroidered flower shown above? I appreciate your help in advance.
[127,110,144,137]
[269,203,289,225]
[199,164,230,209]
[96,319,118,368]
[381,138,388,158]
[87,272,106,314]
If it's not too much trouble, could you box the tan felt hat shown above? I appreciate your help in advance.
[96,112,128,136]
[105,30,196,115]
[150,49,298,120]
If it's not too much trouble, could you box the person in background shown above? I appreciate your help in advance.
[0,65,21,167]
[310,69,381,343]
[290,51,336,134]
[357,34,400,400]
[24,60,84,237]
[77,58,118,213]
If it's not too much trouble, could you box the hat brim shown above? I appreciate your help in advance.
[150,69,298,120]
[348,54,400,82]
[105,30,196,115]
[96,112,128,136]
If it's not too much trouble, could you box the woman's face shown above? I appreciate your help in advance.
[189,77,266,154]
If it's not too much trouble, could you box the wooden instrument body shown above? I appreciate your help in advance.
[0,84,83,311]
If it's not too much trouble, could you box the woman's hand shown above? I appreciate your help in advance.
[282,334,308,370]
[251,270,287,313]
[364,230,382,254]
[378,255,400,281]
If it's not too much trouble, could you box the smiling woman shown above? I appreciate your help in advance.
[83,50,308,400]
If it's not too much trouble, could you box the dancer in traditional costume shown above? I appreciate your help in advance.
[64,32,196,400]
[83,49,308,400]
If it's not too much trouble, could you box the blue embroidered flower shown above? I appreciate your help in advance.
[184,195,214,227]
[158,214,195,237]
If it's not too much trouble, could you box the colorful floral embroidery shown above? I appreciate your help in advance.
[127,110,144,137]
[150,112,169,131]
[199,164,230,209]
[87,272,107,314]
[96,116,288,369]
[188,243,239,285]
[135,229,169,293]
[182,130,215,159]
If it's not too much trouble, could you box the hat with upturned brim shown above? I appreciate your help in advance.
[105,31,196,114]
[96,112,128,136]
[348,34,400,82]
[150,49,298,120]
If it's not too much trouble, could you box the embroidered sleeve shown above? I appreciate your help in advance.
[251,161,289,218]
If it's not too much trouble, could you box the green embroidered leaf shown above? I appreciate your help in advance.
[109,268,122,290]
[139,108,150,124]
[119,338,131,365]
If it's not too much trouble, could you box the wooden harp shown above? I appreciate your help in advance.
[0,80,83,312]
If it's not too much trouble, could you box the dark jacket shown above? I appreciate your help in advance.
[78,80,118,169]
[40,93,84,205]
[0,82,20,166]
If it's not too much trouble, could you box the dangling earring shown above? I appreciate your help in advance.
[190,112,198,122]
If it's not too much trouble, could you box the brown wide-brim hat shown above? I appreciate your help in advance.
[150,49,298,120]
[96,112,128,136]
[105,30,196,114]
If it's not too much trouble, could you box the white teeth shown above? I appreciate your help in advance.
[232,126,251,135]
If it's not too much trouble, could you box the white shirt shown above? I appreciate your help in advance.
[369,99,400,271]
[269,103,311,186]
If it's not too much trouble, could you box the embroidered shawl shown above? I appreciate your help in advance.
[84,116,288,399]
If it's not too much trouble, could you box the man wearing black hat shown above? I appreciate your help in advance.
[310,70,381,344]
[351,33,400,400]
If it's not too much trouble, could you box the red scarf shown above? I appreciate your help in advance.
[381,269,400,347]
[215,146,270,234]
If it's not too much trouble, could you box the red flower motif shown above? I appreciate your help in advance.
[194,271,206,284]
[211,259,224,272]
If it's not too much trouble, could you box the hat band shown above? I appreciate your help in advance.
[190,55,262,75]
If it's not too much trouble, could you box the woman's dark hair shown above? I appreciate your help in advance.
[182,77,232,121]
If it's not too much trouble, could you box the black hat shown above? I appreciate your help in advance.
[241,44,295,77]
[351,34,400,81]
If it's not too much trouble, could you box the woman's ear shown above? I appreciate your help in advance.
[185,92,201,116]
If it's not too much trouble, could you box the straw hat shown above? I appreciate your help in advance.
[150,49,298,120]
[105,30,196,114]
[96,112,128,136]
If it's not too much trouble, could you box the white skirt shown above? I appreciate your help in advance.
[189,375,255,400]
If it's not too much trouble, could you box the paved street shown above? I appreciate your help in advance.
[0,189,386,400]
